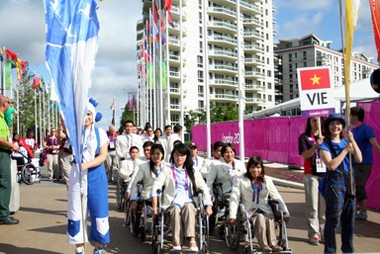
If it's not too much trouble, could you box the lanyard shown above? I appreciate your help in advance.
[251,180,262,204]
[171,165,189,191]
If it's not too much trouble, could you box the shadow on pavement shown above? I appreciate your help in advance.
[30,224,67,235]
[0,244,61,254]
[19,207,67,217]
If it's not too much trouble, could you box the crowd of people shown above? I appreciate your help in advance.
[1,93,379,254]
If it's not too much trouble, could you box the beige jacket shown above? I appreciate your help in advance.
[206,158,246,195]
[229,175,290,219]
[151,166,212,210]
[115,133,143,161]
[129,161,169,200]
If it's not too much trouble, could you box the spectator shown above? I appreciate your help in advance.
[58,122,73,187]
[298,117,325,245]
[189,143,204,172]
[0,95,20,225]
[200,141,224,179]
[158,125,172,162]
[105,125,118,181]
[153,128,162,143]
[20,130,38,158]
[45,128,60,181]
[350,106,380,221]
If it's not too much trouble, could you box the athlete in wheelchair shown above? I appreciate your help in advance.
[206,143,246,235]
[151,143,212,253]
[127,144,168,241]
[228,156,291,253]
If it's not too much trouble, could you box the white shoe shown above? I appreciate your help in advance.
[171,245,181,251]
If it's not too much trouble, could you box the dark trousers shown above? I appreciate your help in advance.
[324,170,355,254]
[0,151,11,220]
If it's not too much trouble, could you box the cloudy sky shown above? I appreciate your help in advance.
[0,0,377,130]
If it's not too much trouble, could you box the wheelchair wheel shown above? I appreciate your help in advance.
[140,225,146,242]
[116,180,124,211]
[225,221,241,250]
[21,163,36,185]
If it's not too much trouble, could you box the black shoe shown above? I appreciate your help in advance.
[0,217,19,225]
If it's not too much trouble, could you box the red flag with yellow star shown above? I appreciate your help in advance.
[299,67,331,90]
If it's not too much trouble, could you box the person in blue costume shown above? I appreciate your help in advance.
[67,99,110,254]
[319,114,362,254]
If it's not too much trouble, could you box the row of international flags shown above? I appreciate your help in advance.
[0,47,46,92]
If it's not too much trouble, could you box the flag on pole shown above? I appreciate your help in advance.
[110,99,116,125]
[43,0,100,166]
[32,74,40,90]
[369,0,380,61]
[5,59,12,90]
[5,49,18,62]
[343,0,361,87]
[299,68,331,90]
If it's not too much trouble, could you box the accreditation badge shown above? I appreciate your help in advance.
[316,158,326,173]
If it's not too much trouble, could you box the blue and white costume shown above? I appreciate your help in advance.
[67,103,110,245]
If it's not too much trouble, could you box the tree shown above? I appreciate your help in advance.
[184,103,238,136]
[12,68,56,140]
[118,102,137,133]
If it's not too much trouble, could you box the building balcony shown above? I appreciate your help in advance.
[170,104,180,111]
[244,57,265,66]
[208,21,237,33]
[245,84,265,91]
[172,0,186,6]
[208,7,236,21]
[245,70,265,78]
[244,44,264,52]
[243,18,264,28]
[209,49,237,61]
[245,97,266,104]
[169,71,180,81]
[209,64,238,75]
[243,30,264,40]
[208,35,237,47]
[212,0,237,8]
[169,23,187,36]
[210,78,238,88]
[240,0,263,15]
[210,93,238,102]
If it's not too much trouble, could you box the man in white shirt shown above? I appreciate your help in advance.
[116,120,143,164]
[158,125,172,162]
[189,143,204,173]
[200,141,224,179]
[167,124,182,161]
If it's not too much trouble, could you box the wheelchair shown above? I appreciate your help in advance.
[208,183,231,238]
[225,200,292,254]
[13,151,41,185]
[152,190,210,254]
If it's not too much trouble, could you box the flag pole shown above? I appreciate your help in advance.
[339,0,356,198]
[158,0,163,130]
[236,0,245,161]
[152,2,157,129]
[202,0,211,157]
[165,10,171,126]
[1,47,5,95]
[179,0,184,140]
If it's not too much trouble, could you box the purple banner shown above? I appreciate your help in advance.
[192,100,380,211]
[358,100,380,211]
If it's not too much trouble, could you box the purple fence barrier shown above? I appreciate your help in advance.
[192,100,380,211]
[193,116,305,166]
[358,100,380,211]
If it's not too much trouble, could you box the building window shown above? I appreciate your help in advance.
[268,95,272,102]
[197,55,203,68]
[198,70,203,82]
[198,100,204,108]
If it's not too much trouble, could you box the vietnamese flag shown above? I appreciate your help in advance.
[299,67,331,90]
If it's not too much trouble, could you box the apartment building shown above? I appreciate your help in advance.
[274,34,379,103]
[137,0,276,127]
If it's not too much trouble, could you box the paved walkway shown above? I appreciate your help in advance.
[1,166,380,254]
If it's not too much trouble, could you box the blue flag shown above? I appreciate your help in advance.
[43,0,99,165]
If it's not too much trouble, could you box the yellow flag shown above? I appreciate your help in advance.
[344,0,361,90]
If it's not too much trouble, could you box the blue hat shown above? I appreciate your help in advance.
[324,113,346,130]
